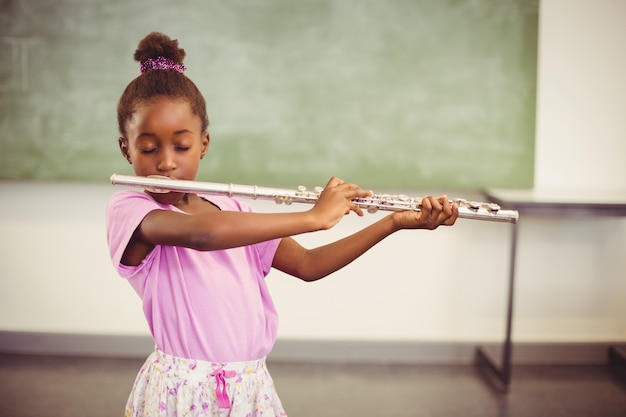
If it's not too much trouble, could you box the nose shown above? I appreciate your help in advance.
[157,149,176,173]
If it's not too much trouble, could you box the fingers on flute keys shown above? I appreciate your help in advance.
[323,177,372,217]
[421,195,457,228]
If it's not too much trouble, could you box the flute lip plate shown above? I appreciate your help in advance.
[144,175,173,193]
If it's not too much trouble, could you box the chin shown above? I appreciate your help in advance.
[147,191,185,205]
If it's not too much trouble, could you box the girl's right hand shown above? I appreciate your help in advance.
[309,177,373,230]
[390,195,458,231]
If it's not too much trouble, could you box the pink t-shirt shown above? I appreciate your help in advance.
[106,190,281,362]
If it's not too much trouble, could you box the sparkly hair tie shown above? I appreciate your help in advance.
[140,56,186,74]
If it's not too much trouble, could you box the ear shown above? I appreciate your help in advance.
[200,132,210,159]
[118,137,132,164]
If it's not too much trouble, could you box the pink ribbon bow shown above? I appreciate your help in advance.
[211,368,237,409]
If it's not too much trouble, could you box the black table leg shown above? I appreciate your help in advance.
[609,345,626,381]
[475,221,518,393]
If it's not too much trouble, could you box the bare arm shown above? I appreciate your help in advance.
[272,216,395,281]
[121,178,373,265]
[272,195,458,282]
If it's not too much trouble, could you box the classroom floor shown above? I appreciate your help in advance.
[1,353,625,417]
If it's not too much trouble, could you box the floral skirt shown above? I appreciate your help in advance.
[124,349,287,417]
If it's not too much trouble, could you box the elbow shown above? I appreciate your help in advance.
[184,217,243,251]
[293,263,329,283]
[188,233,214,251]
[188,230,236,252]
[280,261,326,283]
[297,273,325,283]
[186,224,224,251]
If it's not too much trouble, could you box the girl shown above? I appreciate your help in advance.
[106,32,458,417]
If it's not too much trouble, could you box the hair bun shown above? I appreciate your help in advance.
[134,32,186,68]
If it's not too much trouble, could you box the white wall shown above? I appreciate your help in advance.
[534,0,626,190]
[1,0,625,344]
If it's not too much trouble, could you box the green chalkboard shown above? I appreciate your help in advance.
[0,0,538,189]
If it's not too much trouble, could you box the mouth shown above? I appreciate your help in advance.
[145,175,174,194]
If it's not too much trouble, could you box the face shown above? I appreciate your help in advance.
[119,97,209,204]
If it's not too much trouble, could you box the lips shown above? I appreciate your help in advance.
[145,175,174,193]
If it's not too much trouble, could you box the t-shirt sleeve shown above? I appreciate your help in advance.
[106,191,282,278]
[105,191,163,270]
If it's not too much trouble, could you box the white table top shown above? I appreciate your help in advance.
[484,188,626,216]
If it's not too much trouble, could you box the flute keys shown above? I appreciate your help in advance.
[453,198,466,206]
[273,193,295,205]
[487,203,500,213]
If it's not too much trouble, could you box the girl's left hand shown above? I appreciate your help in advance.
[391,195,459,230]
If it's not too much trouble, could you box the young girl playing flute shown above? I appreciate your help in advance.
[106,32,458,417]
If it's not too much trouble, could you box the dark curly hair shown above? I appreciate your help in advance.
[117,32,209,138]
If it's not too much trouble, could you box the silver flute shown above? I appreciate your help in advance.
[110,174,519,223]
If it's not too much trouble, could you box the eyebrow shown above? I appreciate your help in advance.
[136,129,194,139]
[173,129,194,135]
